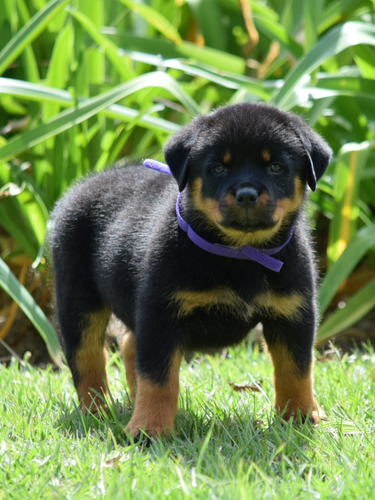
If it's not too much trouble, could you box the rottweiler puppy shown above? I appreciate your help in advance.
[50,102,332,438]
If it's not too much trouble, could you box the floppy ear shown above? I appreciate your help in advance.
[164,118,203,191]
[164,134,191,191]
[297,127,332,191]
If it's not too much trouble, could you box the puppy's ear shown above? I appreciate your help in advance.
[164,134,191,191]
[164,118,203,191]
[297,127,332,191]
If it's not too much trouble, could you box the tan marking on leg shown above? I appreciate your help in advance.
[120,331,137,401]
[125,351,182,438]
[75,309,111,412]
[268,343,326,423]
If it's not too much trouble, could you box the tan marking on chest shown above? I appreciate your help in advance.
[173,287,254,319]
[253,290,306,320]
[172,287,305,321]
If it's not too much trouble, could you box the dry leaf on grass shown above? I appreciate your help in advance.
[228,380,263,392]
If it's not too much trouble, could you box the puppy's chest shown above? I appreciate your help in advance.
[170,284,305,323]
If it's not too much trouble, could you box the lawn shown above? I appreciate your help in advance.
[1,343,374,499]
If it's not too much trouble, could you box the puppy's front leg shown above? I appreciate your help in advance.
[125,348,182,439]
[263,316,326,424]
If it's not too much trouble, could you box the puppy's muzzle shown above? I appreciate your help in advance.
[218,183,278,232]
[235,186,259,207]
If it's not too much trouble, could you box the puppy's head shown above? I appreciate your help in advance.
[164,103,332,246]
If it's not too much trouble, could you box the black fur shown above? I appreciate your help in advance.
[50,103,332,432]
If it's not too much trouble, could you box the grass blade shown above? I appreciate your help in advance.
[255,16,303,58]
[119,0,182,44]
[327,141,371,264]
[318,224,375,314]
[0,0,70,76]
[272,21,375,109]
[68,7,135,81]
[0,78,180,134]
[317,278,375,344]
[105,32,245,73]
[314,75,375,101]
[302,0,324,51]
[0,72,199,162]
[0,164,46,258]
[186,0,227,51]
[0,257,61,364]
[43,23,74,120]
[319,0,368,32]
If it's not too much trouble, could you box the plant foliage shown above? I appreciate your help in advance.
[0,0,375,357]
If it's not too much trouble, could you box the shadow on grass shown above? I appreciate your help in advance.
[55,393,319,462]
[55,393,133,444]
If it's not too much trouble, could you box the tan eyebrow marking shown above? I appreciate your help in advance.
[223,151,232,164]
[262,149,271,162]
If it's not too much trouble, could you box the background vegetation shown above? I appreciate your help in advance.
[0,0,375,362]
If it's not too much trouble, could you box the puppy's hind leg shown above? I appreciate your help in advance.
[74,309,112,412]
[51,205,112,413]
[57,305,111,413]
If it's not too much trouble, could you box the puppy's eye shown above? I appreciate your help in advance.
[212,165,227,175]
[268,163,282,174]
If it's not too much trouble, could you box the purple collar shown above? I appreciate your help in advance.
[144,159,294,272]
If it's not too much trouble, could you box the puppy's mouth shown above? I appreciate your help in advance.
[209,188,286,246]
[214,210,283,247]
[223,217,278,232]
[217,194,280,233]
[190,179,286,245]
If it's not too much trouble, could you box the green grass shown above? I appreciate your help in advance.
[1,343,374,499]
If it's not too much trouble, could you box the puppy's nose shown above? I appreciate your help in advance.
[235,187,259,206]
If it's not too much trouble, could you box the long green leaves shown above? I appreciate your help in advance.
[319,225,375,315]
[1,0,375,358]
[272,22,375,110]
[0,78,180,133]
[0,0,70,76]
[0,165,48,259]
[119,0,183,44]
[0,258,61,365]
[317,279,375,345]
[327,142,371,265]
[0,72,197,162]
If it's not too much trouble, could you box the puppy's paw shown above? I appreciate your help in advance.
[80,397,110,417]
[125,417,174,442]
[282,400,327,425]
[309,403,328,425]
